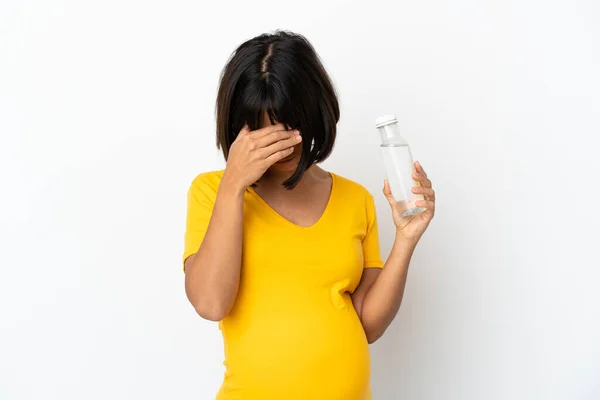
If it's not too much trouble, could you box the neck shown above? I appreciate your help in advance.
[259,165,321,190]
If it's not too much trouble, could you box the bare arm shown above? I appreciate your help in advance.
[184,177,245,321]
[352,161,435,343]
[352,239,416,343]
[184,124,301,321]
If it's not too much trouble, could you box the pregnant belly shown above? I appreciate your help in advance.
[217,296,372,400]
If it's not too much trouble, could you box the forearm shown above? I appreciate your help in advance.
[184,177,244,321]
[360,233,417,343]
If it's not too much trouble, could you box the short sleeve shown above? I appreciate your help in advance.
[363,192,384,269]
[183,172,220,270]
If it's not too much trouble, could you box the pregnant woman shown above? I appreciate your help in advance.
[183,31,435,400]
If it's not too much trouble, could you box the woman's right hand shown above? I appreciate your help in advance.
[222,123,302,191]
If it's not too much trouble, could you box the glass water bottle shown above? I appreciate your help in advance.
[376,114,426,217]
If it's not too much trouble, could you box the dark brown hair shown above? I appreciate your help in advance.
[215,31,340,188]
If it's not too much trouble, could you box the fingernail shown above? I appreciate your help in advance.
[294,130,301,135]
[295,135,302,141]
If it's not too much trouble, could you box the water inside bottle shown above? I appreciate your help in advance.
[381,144,426,217]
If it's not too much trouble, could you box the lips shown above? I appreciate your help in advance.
[277,154,296,163]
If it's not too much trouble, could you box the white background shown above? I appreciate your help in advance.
[1,1,599,399]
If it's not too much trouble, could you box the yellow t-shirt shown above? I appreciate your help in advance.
[183,170,384,400]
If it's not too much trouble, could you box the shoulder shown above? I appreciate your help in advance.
[330,172,378,224]
[188,170,225,199]
[331,172,374,201]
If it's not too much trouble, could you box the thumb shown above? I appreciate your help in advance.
[382,179,395,207]
[238,124,251,138]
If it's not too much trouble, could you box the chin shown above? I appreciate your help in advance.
[269,157,300,173]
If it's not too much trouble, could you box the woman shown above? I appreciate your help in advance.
[183,31,435,400]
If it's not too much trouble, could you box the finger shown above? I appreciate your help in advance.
[260,134,302,157]
[415,161,427,178]
[255,129,299,148]
[412,186,435,200]
[252,123,289,138]
[264,146,295,165]
[412,173,431,187]
[412,172,432,188]
[415,199,435,211]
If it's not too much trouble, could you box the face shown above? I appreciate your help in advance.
[259,110,302,173]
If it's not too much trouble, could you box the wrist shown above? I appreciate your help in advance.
[220,172,247,198]
[393,229,420,249]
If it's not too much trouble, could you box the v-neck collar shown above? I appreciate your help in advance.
[247,172,336,229]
